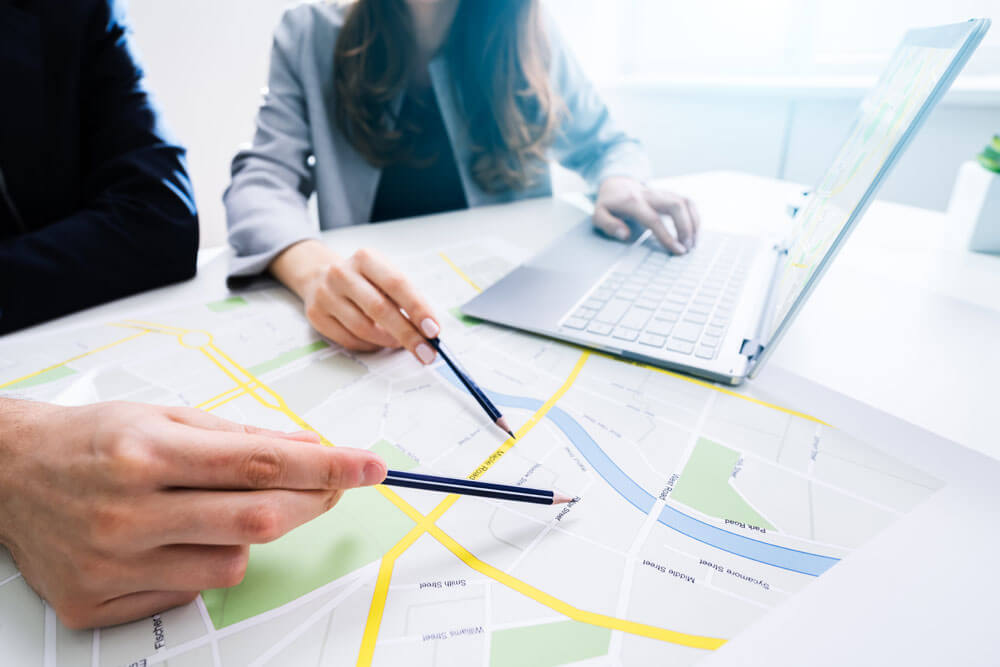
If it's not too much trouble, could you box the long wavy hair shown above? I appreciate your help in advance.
[333,0,562,192]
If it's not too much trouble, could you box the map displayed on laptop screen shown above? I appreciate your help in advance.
[772,36,960,332]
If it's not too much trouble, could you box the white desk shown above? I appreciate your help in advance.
[6,170,1000,666]
[11,171,999,461]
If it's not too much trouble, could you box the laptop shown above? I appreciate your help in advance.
[462,19,991,385]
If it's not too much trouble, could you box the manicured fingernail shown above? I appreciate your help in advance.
[416,343,435,365]
[421,318,440,337]
[363,460,386,486]
[616,228,629,240]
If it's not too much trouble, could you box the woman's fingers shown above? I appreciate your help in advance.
[353,250,441,350]
[329,296,400,349]
[305,296,382,352]
[628,197,687,255]
[646,190,696,250]
[593,206,632,241]
[685,197,702,245]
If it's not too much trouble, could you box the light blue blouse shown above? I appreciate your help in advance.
[224,2,650,277]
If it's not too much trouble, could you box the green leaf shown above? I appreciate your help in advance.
[977,153,1000,174]
[982,145,1000,163]
[991,135,1000,152]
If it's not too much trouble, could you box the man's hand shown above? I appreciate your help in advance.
[593,176,701,254]
[270,240,441,364]
[0,399,386,629]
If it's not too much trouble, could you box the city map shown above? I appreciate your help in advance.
[0,240,942,666]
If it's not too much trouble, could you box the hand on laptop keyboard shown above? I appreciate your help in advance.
[561,233,754,361]
[593,177,701,254]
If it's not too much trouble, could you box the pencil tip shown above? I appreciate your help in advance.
[496,416,514,439]
[507,430,516,439]
[552,493,574,505]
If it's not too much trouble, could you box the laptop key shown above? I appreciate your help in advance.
[706,324,725,336]
[592,289,614,302]
[573,307,597,320]
[587,321,614,336]
[594,299,631,324]
[612,326,640,342]
[620,306,654,330]
[701,334,720,348]
[616,288,640,300]
[672,321,703,342]
[695,345,716,359]
[563,317,589,330]
[688,303,711,316]
[683,312,708,325]
[666,339,695,355]
[635,297,659,310]
[583,298,604,310]
[638,332,667,348]
[646,318,674,337]
[665,293,689,305]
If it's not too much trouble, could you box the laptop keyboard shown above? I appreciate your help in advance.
[560,233,756,360]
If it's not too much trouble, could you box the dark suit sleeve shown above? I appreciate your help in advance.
[0,0,198,334]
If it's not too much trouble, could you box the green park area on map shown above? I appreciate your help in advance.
[671,437,774,530]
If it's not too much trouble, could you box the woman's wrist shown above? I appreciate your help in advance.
[268,240,339,299]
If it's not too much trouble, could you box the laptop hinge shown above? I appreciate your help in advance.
[740,339,764,361]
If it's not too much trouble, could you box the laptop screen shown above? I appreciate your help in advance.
[755,19,990,373]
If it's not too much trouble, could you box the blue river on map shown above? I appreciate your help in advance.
[437,366,839,577]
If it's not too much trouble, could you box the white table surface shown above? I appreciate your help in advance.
[6,171,1000,666]
[10,170,998,461]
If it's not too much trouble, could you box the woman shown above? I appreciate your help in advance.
[225,0,699,366]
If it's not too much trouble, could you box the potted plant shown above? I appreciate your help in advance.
[948,135,1000,253]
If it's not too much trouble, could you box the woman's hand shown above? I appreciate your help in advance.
[270,240,441,364]
[0,399,386,629]
[593,176,701,254]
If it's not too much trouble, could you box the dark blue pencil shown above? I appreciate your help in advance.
[382,469,572,505]
[428,337,515,439]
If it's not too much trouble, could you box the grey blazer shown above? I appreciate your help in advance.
[224,2,651,277]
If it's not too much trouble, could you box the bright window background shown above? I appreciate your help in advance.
[545,0,999,82]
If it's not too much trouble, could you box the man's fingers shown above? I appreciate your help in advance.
[70,590,199,630]
[157,428,386,491]
[93,545,250,595]
[165,408,322,444]
[592,207,631,241]
[353,248,440,342]
[647,191,695,250]
[150,488,356,546]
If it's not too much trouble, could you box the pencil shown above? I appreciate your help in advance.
[381,469,573,505]
[427,337,515,439]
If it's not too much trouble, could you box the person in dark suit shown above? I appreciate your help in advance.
[0,0,388,629]
[0,0,198,333]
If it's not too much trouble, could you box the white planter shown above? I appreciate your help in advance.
[947,160,1000,254]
